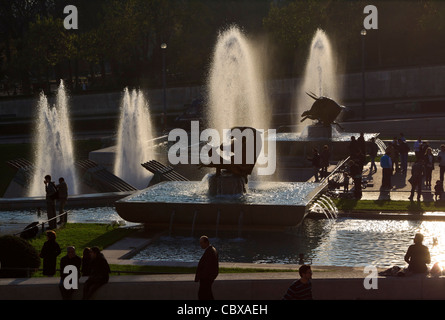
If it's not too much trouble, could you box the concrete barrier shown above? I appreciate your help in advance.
[1,273,445,300]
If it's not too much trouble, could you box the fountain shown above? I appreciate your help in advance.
[274,29,380,169]
[28,81,79,197]
[114,88,155,189]
[115,26,325,229]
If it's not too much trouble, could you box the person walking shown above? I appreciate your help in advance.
[57,177,68,224]
[424,147,435,188]
[398,138,410,174]
[39,230,61,276]
[195,235,219,300]
[82,246,111,300]
[380,151,393,190]
[320,145,330,178]
[368,137,379,173]
[404,233,431,275]
[408,159,425,201]
[59,246,82,300]
[44,175,58,229]
[282,265,313,300]
[307,148,321,182]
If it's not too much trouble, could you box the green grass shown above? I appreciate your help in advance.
[334,199,445,213]
[29,223,136,277]
[29,223,298,277]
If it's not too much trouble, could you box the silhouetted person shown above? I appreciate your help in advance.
[404,233,430,275]
[438,145,445,183]
[81,247,92,277]
[282,265,313,300]
[57,177,68,224]
[380,151,392,190]
[320,145,330,178]
[424,147,435,188]
[82,247,110,300]
[44,175,58,229]
[434,180,444,201]
[59,246,81,300]
[195,235,219,300]
[307,148,321,182]
[408,159,424,201]
[398,138,410,174]
[368,137,379,173]
[39,230,61,276]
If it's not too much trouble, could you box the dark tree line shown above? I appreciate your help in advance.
[0,0,444,97]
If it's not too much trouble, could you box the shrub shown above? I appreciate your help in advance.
[0,235,40,278]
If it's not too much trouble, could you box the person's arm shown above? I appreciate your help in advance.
[404,246,412,264]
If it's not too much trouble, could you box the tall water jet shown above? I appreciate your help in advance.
[208,25,269,134]
[296,29,341,130]
[28,81,78,196]
[114,88,155,189]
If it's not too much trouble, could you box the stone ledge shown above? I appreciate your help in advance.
[1,273,445,300]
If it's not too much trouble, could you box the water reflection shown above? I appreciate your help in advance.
[133,218,445,269]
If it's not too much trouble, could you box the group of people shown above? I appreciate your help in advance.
[380,137,445,201]
[44,175,68,229]
[38,230,111,300]
[307,145,331,182]
[38,231,219,300]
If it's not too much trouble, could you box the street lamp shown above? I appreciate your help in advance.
[361,29,367,120]
[161,42,167,132]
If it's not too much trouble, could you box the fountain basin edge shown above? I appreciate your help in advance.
[115,181,327,228]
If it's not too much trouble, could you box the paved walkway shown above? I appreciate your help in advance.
[359,162,441,201]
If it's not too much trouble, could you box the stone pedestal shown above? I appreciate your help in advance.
[307,125,332,139]
[208,173,247,196]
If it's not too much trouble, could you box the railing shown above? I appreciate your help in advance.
[13,210,71,237]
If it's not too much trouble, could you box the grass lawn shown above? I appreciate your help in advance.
[334,199,445,213]
[29,223,297,277]
[29,223,136,277]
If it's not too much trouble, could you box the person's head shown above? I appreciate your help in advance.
[299,265,312,282]
[67,246,76,258]
[414,233,424,245]
[426,147,432,155]
[436,180,442,185]
[441,144,445,151]
[46,230,56,241]
[199,235,210,249]
[44,175,51,182]
[59,177,65,183]
[90,246,101,259]
[83,247,91,258]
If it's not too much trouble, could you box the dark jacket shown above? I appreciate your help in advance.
[45,182,58,201]
[60,254,82,280]
[88,253,111,283]
[57,181,68,200]
[195,245,219,282]
[40,240,61,276]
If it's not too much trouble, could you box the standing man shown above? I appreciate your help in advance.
[368,137,379,173]
[57,177,68,225]
[282,265,313,300]
[408,159,425,201]
[380,151,393,190]
[44,175,58,229]
[195,235,219,300]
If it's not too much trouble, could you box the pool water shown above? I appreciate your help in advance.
[132,218,445,269]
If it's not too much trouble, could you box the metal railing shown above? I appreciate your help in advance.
[13,210,71,237]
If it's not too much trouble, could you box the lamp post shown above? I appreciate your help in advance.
[161,42,167,132]
[361,29,367,120]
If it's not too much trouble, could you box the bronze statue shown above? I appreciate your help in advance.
[301,92,345,127]
[199,126,262,181]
